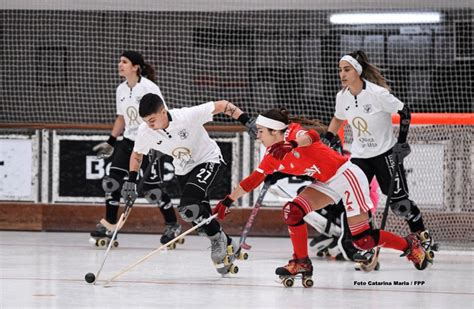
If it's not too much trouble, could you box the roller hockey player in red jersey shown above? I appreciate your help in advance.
[214,108,431,287]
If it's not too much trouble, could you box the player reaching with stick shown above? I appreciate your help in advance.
[90,51,180,248]
[214,108,431,287]
[322,50,437,267]
[121,93,256,274]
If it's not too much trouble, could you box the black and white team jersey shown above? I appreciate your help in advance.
[116,77,167,141]
[133,102,222,176]
[334,80,404,159]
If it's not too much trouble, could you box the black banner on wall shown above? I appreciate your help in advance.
[57,139,232,201]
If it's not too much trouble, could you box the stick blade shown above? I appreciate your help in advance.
[240,242,252,250]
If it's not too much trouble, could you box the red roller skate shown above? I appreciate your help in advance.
[401,233,431,270]
[275,255,314,288]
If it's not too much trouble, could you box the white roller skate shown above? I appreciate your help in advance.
[89,223,119,248]
[160,223,184,249]
[418,229,438,257]
[275,255,314,288]
[209,231,248,275]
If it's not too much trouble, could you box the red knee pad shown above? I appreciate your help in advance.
[351,228,380,250]
[282,201,307,226]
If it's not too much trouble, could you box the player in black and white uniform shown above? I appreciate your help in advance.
[121,93,256,274]
[323,50,436,266]
[90,51,180,247]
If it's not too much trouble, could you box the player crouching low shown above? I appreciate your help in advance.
[214,108,431,286]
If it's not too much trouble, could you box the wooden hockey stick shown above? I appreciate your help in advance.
[103,214,219,286]
[239,180,271,250]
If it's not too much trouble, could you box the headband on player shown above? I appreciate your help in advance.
[121,50,145,68]
[256,115,288,130]
[340,55,363,75]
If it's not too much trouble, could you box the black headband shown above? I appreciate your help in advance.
[121,50,145,68]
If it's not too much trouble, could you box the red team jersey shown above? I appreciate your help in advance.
[257,123,348,182]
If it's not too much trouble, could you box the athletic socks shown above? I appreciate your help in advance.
[288,223,309,259]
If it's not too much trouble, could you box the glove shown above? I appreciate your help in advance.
[212,195,234,220]
[268,140,298,160]
[238,113,257,139]
[93,136,116,159]
[320,132,334,147]
[329,135,343,154]
[121,171,138,206]
[392,142,411,163]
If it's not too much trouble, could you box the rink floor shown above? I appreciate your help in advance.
[0,231,472,308]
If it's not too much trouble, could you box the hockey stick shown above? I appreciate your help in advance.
[100,150,163,231]
[103,214,219,286]
[239,180,271,250]
[358,155,400,272]
[268,184,293,199]
[92,199,134,284]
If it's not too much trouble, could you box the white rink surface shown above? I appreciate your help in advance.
[0,231,473,309]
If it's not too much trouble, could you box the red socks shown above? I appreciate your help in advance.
[288,224,308,259]
[378,230,409,251]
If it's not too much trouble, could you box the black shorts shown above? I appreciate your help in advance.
[350,147,409,202]
[176,162,221,205]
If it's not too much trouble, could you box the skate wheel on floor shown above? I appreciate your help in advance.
[229,265,239,274]
[282,278,294,288]
[98,239,107,248]
[223,256,231,265]
[239,252,249,260]
[428,251,435,260]
[302,277,314,288]
[177,238,185,245]
[167,243,177,250]
[415,259,429,271]
[113,240,119,248]
[226,245,235,255]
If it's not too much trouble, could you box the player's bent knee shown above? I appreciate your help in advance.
[351,229,380,250]
[390,198,418,220]
[102,175,121,193]
[143,188,162,204]
[282,201,306,226]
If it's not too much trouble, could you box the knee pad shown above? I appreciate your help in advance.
[351,228,380,251]
[178,203,210,223]
[143,188,162,204]
[390,198,419,220]
[282,201,307,226]
[102,175,121,193]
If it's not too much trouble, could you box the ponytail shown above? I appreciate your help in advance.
[140,63,156,83]
[350,50,391,91]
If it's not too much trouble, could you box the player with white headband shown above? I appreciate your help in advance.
[214,107,430,287]
[322,51,437,268]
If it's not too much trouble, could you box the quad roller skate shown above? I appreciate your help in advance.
[353,249,380,271]
[275,255,314,288]
[160,223,185,249]
[401,233,432,270]
[418,229,439,256]
[310,235,337,258]
[209,231,248,275]
[89,223,119,248]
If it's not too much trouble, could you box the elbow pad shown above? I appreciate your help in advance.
[240,171,266,192]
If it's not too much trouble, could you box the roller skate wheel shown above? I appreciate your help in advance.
[419,231,429,240]
[415,259,429,271]
[282,278,294,288]
[177,238,185,245]
[354,262,362,271]
[229,265,239,274]
[113,240,119,248]
[98,239,107,248]
[428,251,435,259]
[226,245,235,255]
[223,256,231,265]
[303,278,314,288]
[167,243,177,250]
[240,252,249,260]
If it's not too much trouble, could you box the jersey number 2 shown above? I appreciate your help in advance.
[344,191,353,207]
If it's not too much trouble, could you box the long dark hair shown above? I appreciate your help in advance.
[260,108,327,135]
[140,63,156,83]
[349,50,390,91]
[121,50,157,83]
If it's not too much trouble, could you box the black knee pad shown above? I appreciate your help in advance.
[143,188,163,204]
[390,198,419,220]
[178,198,211,223]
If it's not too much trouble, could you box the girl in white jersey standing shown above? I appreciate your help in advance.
[121,93,257,274]
[323,50,436,266]
[90,51,180,247]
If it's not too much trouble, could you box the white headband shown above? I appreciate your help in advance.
[340,55,363,75]
[256,115,288,130]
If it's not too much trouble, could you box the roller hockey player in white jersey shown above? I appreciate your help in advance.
[90,51,180,248]
[121,93,256,274]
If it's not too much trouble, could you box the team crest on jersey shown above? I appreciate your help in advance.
[178,129,189,140]
[278,164,285,171]
[363,104,372,113]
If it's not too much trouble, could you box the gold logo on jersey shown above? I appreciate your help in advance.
[352,117,371,137]
[171,147,195,169]
[126,106,141,126]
